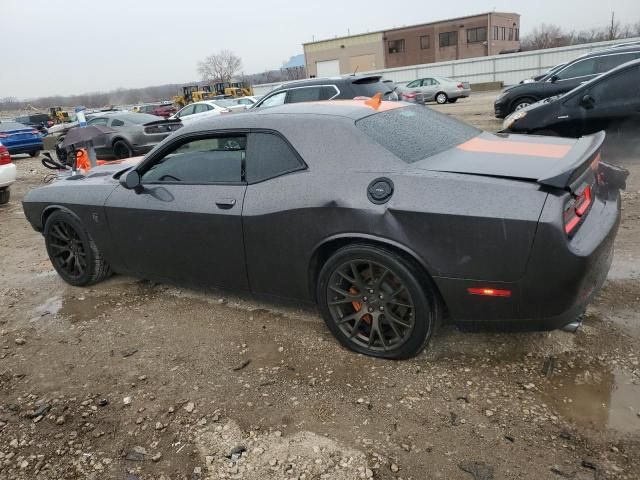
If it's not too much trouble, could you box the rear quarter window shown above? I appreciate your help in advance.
[356,106,480,163]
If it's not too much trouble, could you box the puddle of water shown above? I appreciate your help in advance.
[32,295,111,323]
[31,280,160,323]
[542,364,640,434]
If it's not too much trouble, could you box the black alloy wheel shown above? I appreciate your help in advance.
[44,210,111,286]
[318,245,439,359]
[47,219,88,281]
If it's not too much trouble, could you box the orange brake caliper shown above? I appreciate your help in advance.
[349,287,372,324]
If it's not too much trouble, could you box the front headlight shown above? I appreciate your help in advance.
[502,110,527,130]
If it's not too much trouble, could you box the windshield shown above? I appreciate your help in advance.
[356,105,480,163]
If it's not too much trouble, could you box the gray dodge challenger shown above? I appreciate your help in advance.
[23,100,628,359]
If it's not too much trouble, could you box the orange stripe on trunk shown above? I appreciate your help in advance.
[458,137,572,159]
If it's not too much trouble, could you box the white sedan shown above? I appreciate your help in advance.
[0,142,17,205]
[170,100,232,125]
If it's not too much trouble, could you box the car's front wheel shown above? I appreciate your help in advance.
[113,140,133,159]
[511,97,535,113]
[0,188,9,205]
[44,210,111,286]
[317,244,439,359]
[29,150,40,158]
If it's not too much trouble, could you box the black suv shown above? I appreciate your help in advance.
[494,45,640,118]
[252,75,398,109]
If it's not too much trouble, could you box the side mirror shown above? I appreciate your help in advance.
[580,94,595,109]
[550,75,558,83]
[119,169,142,192]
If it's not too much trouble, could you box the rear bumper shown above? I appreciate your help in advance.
[7,141,44,154]
[0,163,17,188]
[450,88,471,99]
[435,187,620,330]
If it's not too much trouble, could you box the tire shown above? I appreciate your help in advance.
[316,244,440,359]
[447,98,458,104]
[112,140,133,159]
[0,188,9,205]
[44,210,111,287]
[29,150,41,158]
[510,97,535,114]
[435,92,448,105]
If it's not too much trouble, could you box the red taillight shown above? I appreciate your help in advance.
[31,129,40,135]
[457,83,464,89]
[564,185,593,235]
[0,146,11,165]
[467,288,511,298]
[402,92,417,99]
[0,133,8,138]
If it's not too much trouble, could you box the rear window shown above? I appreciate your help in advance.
[356,106,480,163]
[351,77,393,97]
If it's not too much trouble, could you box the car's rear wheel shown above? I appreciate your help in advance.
[435,92,448,104]
[511,97,535,113]
[29,150,40,158]
[447,98,458,103]
[0,188,10,205]
[317,244,439,359]
[44,210,111,286]
[113,140,133,159]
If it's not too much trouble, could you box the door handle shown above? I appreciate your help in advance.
[215,198,236,209]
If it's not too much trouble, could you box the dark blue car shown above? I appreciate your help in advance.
[0,121,43,157]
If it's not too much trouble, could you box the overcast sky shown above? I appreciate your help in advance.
[3,0,639,99]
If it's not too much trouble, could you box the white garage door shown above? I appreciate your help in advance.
[316,59,340,77]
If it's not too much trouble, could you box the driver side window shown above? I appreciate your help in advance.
[256,91,286,108]
[141,135,246,184]
[88,117,109,126]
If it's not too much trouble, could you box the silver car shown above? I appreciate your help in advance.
[401,77,471,104]
[86,112,182,159]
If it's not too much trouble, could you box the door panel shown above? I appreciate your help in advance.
[105,184,248,290]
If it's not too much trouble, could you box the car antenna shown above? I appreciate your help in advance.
[352,65,359,76]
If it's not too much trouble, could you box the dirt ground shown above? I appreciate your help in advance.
[1,93,639,480]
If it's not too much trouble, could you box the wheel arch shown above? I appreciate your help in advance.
[308,233,445,309]
[41,205,82,231]
[111,136,132,148]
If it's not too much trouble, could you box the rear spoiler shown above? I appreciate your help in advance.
[537,131,604,190]
[142,119,182,127]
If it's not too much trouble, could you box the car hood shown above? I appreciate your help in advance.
[412,131,605,189]
[86,156,144,175]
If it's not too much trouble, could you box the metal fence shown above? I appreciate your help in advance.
[252,37,640,96]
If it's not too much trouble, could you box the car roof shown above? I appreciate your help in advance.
[577,44,640,59]
[179,101,407,136]
[277,74,383,89]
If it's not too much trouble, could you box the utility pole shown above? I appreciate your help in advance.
[609,11,615,40]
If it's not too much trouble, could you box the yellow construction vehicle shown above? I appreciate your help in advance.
[49,107,71,124]
[214,82,253,98]
[173,85,214,107]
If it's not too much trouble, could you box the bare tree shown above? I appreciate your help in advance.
[520,23,567,50]
[197,50,242,84]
